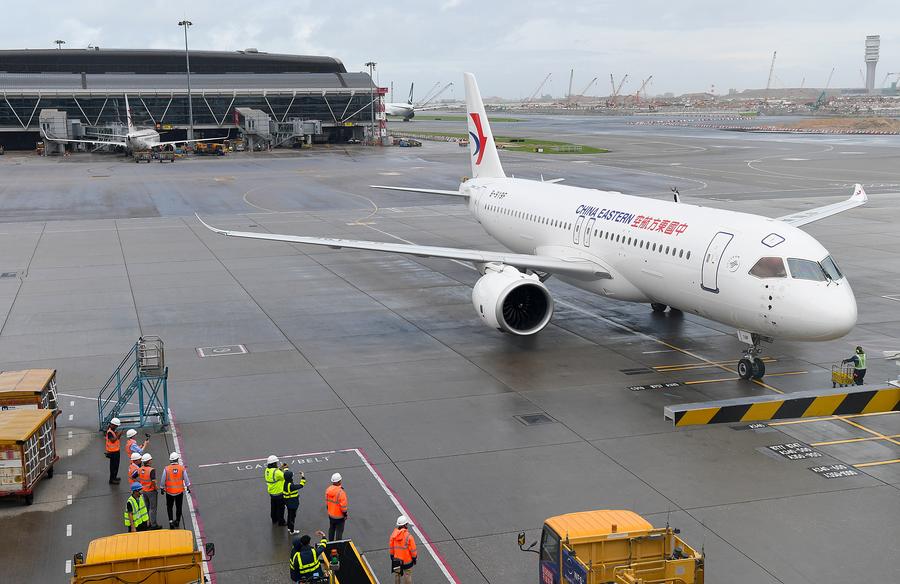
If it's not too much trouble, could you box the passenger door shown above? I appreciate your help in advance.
[582,218,596,247]
[701,231,734,293]
[573,215,585,245]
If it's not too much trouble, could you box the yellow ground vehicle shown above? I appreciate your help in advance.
[0,409,58,504]
[71,530,214,584]
[519,510,704,584]
[194,142,226,156]
[832,363,855,387]
[0,368,59,411]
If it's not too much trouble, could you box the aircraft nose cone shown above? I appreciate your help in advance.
[832,283,858,338]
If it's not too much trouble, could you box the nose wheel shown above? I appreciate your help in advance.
[738,331,769,380]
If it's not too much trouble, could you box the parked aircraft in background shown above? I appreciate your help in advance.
[41,95,220,152]
[199,72,867,381]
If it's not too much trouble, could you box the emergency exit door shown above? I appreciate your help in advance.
[701,231,733,293]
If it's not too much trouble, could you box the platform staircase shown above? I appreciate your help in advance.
[97,336,169,431]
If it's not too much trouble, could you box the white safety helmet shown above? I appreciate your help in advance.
[331,472,342,484]
[396,515,410,527]
[110,417,121,426]
[126,429,137,438]
[141,453,152,463]
[266,455,279,465]
[169,452,180,462]
[130,452,142,461]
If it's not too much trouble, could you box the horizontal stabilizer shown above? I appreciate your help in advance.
[370,185,467,197]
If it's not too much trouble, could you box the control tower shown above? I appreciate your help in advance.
[865,35,880,94]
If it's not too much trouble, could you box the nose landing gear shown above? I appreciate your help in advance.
[737,331,770,380]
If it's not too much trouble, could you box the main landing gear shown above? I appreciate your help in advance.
[737,331,768,380]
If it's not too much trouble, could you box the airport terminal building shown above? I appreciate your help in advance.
[0,48,381,149]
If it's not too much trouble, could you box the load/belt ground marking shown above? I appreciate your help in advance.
[654,357,777,372]
[198,447,459,583]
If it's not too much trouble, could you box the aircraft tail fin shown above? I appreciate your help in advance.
[464,73,505,179]
[408,83,414,105]
[124,94,134,133]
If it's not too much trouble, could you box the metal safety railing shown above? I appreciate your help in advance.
[97,337,169,432]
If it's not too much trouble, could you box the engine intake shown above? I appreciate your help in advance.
[472,264,554,335]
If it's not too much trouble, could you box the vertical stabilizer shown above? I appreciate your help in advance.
[124,94,134,134]
[464,73,505,179]
[408,83,414,105]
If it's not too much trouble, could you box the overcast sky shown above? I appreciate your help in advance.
[3,0,899,99]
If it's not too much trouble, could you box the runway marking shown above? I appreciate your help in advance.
[836,415,900,447]
[198,448,459,583]
[67,448,73,457]
[642,349,673,354]
[66,524,72,537]
[168,409,215,584]
[67,495,73,505]
[67,470,72,480]
[854,458,900,468]
[811,434,900,447]
[65,560,71,574]
[68,414,73,421]
[69,400,74,407]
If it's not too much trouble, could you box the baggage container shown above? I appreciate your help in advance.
[0,409,58,504]
[0,368,59,412]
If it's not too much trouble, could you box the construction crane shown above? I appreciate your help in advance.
[812,67,835,111]
[765,51,777,102]
[577,77,598,98]
[567,69,575,102]
[417,81,442,106]
[634,75,653,104]
[609,74,628,105]
[417,82,454,108]
[524,73,552,105]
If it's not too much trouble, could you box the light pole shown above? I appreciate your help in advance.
[54,40,65,50]
[365,61,376,145]
[178,20,194,141]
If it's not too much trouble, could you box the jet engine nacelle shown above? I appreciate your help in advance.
[471,264,554,335]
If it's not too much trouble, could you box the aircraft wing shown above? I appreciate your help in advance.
[41,135,125,147]
[196,215,611,280]
[777,184,868,227]
[370,185,467,197]
[155,136,230,147]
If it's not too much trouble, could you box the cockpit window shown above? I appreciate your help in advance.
[820,255,844,281]
[787,258,827,282]
[749,257,787,278]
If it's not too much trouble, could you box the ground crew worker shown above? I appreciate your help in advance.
[325,472,348,541]
[265,454,288,526]
[161,452,191,529]
[128,452,142,482]
[289,531,329,582]
[389,515,417,584]
[124,482,150,533]
[282,469,306,535]
[105,417,123,484]
[125,429,149,458]
[843,346,867,385]
[138,453,159,529]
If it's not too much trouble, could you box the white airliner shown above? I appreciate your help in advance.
[42,95,221,152]
[384,83,416,121]
[199,72,867,381]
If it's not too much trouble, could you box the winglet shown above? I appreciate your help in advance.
[851,183,868,203]
[195,213,229,236]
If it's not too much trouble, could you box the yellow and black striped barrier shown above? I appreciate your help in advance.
[665,385,900,427]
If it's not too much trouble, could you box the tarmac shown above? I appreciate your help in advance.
[0,114,898,583]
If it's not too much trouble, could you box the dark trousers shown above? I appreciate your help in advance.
[126,522,149,533]
[270,494,285,524]
[166,493,184,527]
[328,516,346,541]
[853,369,866,385]
[286,506,297,531]
[108,451,120,481]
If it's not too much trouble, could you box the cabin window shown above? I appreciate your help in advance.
[594,229,598,237]
[787,258,827,282]
[749,257,787,279]
[686,251,691,260]
[679,249,684,258]
[652,243,657,251]
[665,246,670,254]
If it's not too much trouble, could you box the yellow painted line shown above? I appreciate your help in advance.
[812,434,900,447]
[654,357,777,371]
[854,458,900,468]
[682,371,806,386]
[836,416,900,447]
[769,410,900,426]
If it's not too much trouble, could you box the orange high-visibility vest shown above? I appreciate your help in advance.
[105,429,120,453]
[389,528,417,564]
[128,462,140,481]
[138,466,156,491]
[164,463,186,495]
[126,438,137,453]
[325,484,348,519]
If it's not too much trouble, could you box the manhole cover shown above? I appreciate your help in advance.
[620,367,654,376]
[514,413,555,426]
[196,344,248,358]
[0,272,17,278]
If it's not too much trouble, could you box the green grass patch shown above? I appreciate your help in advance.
[393,131,609,154]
